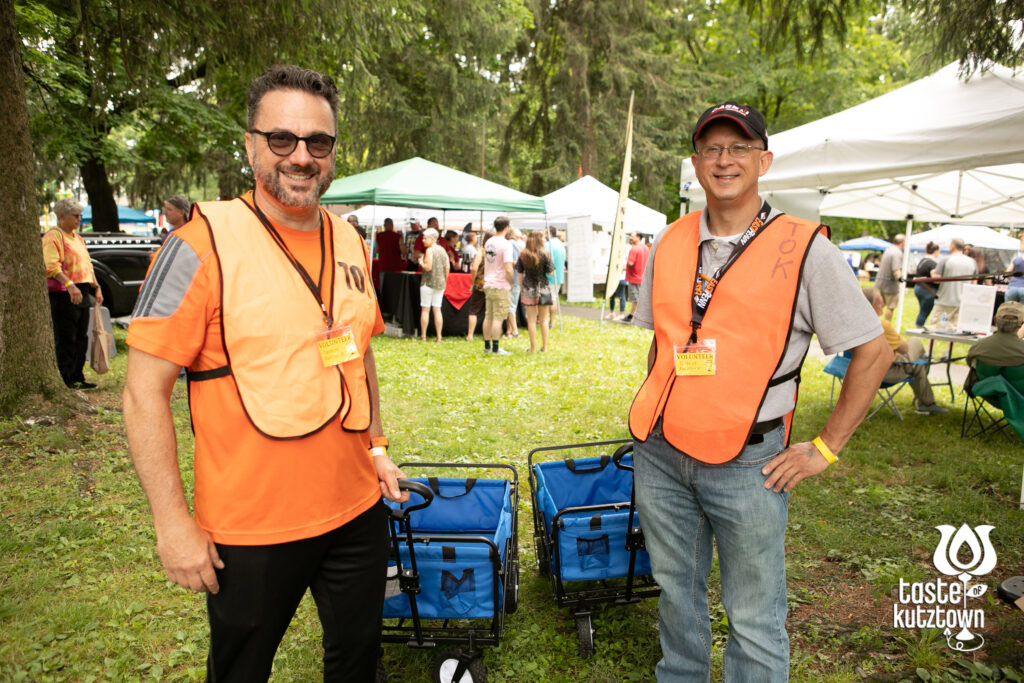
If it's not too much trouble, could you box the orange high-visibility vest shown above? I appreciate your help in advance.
[628,210,827,463]
[192,196,376,439]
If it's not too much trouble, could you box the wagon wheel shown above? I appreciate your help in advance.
[433,649,486,683]
[575,613,595,659]
[534,536,550,577]
[504,557,520,614]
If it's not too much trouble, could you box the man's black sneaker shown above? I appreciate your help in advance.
[622,314,633,323]
[75,381,98,390]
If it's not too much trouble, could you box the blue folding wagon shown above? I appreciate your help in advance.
[380,463,518,683]
[528,439,660,658]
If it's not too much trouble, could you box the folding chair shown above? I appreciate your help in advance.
[960,363,1024,442]
[823,350,925,420]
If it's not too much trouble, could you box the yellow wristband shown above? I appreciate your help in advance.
[812,436,837,464]
[370,446,387,458]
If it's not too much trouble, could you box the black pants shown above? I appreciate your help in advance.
[206,500,390,682]
[48,285,91,386]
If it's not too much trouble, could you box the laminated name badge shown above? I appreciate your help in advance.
[316,324,360,367]
[674,340,716,376]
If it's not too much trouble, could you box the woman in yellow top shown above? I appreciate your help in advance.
[41,198,103,389]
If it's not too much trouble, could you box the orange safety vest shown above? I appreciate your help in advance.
[628,210,827,463]
[191,196,377,439]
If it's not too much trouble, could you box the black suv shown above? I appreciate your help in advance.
[82,233,162,317]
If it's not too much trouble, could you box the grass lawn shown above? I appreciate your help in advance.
[1,294,1022,682]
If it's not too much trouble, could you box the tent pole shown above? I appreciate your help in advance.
[894,216,913,333]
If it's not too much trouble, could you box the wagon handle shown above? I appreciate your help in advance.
[611,443,634,471]
[392,479,434,517]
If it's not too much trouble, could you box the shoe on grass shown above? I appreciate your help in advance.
[915,403,949,415]
[493,348,511,356]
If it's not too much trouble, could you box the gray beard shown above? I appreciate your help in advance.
[253,159,333,209]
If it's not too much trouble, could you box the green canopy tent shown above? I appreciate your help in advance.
[321,157,546,212]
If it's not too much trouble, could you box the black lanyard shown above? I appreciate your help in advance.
[250,194,336,329]
[688,201,773,344]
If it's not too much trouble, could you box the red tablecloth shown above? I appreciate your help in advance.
[444,273,474,310]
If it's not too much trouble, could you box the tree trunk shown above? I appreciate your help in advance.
[0,0,66,413]
[567,26,596,178]
[81,153,121,232]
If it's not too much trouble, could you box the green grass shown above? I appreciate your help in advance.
[1,302,1022,681]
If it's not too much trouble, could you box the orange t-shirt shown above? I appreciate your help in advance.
[127,207,385,546]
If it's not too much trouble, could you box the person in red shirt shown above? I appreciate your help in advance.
[442,229,461,270]
[622,232,649,322]
[122,65,407,682]
[375,217,405,272]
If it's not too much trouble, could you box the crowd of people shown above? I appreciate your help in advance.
[857,233,1024,336]
[368,212,567,350]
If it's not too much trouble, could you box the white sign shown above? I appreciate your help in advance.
[957,284,997,334]
[566,215,594,302]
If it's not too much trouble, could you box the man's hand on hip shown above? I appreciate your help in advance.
[156,517,224,593]
[761,442,830,492]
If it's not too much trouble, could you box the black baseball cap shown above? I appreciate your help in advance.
[691,102,768,151]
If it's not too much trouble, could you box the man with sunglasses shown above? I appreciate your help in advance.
[123,65,407,682]
[628,102,891,681]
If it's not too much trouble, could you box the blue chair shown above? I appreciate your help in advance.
[823,350,927,420]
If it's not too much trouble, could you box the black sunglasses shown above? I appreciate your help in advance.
[250,129,336,158]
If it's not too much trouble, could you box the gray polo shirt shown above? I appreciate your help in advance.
[634,204,882,421]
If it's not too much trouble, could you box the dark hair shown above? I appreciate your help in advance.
[166,195,190,213]
[494,217,510,232]
[548,226,558,238]
[247,65,339,130]
[926,241,939,254]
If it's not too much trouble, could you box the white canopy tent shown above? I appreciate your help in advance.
[343,175,667,235]
[679,62,1024,226]
[514,175,667,235]
[908,224,1020,252]
[679,62,1024,329]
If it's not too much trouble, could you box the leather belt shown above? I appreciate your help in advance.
[747,417,783,445]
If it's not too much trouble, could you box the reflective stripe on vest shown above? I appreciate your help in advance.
[627,210,826,463]
[194,196,376,439]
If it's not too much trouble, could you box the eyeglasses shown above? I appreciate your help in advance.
[697,143,764,159]
[250,129,336,158]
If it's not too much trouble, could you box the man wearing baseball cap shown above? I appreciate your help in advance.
[967,301,1024,372]
[628,102,892,680]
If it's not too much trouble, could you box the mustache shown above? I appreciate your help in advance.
[279,163,319,175]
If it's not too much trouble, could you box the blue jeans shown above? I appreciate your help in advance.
[609,280,627,312]
[634,421,790,682]
[914,284,936,327]
[1006,286,1024,304]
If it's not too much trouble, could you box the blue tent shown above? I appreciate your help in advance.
[838,236,892,251]
[81,205,156,225]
